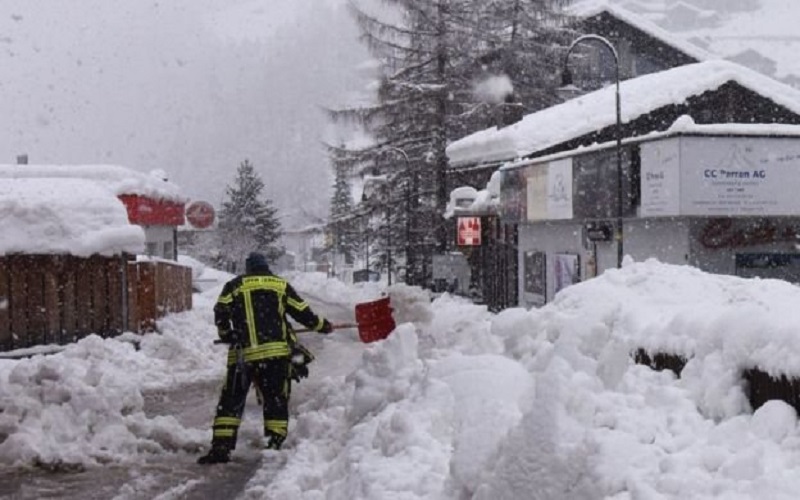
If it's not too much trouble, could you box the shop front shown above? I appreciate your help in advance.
[501,125,800,307]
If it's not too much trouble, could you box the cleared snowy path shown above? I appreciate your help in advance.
[0,279,368,500]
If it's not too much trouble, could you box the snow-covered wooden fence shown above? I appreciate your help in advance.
[0,256,191,351]
[634,348,800,417]
[126,260,192,333]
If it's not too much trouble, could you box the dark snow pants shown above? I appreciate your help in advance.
[209,357,292,450]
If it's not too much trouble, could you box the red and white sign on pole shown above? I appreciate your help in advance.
[457,217,481,246]
[185,201,216,229]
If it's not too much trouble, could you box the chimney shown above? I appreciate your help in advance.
[496,93,524,128]
[16,154,28,165]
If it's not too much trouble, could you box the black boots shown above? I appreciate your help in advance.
[197,445,231,465]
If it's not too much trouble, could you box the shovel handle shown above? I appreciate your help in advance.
[214,324,359,343]
[295,323,358,334]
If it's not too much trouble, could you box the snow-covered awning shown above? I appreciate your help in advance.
[0,178,145,256]
[446,60,800,168]
[0,164,187,203]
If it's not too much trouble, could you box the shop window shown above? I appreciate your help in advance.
[163,241,174,260]
[145,242,158,256]
[736,253,800,284]
[573,148,636,219]
[523,251,546,307]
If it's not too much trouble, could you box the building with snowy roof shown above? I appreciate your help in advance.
[0,178,146,258]
[445,60,800,309]
[0,165,192,351]
[449,60,800,169]
[0,164,187,260]
[568,0,712,82]
[572,0,800,89]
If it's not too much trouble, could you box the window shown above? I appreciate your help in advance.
[163,241,174,260]
[573,148,635,219]
[145,242,158,256]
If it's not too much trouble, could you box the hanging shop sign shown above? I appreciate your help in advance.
[457,217,482,246]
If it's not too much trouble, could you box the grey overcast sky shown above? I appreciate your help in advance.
[0,0,771,225]
[0,0,370,224]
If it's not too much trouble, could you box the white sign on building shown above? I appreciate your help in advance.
[681,137,800,216]
[641,138,681,216]
[641,136,800,217]
[526,165,547,221]
[547,158,574,220]
[525,158,573,221]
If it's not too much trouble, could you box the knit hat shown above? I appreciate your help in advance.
[245,252,270,273]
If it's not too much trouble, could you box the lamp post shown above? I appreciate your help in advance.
[562,34,624,268]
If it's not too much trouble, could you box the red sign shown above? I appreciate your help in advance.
[185,201,216,229]
[118,194,186,226]
[457,217,481,246]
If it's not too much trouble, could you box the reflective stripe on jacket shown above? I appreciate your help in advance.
[214,273,325,364]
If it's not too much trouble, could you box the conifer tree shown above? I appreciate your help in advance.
[217,159,283,270]
[329,0,572,285]
[328,152,359,265]
[329,0,478,285]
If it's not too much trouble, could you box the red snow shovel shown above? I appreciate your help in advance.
[298,296,396,343]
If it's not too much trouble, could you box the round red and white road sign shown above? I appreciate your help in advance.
[185,201,215,229]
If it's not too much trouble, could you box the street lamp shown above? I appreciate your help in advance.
[562,34,624,268]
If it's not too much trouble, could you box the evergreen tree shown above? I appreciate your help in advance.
[329,0,572,286]
[328,148,359,266]
[330,0,479,285]
[465,0,574,130]
[217,159,283,270]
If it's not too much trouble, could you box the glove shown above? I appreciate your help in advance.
[290,363,309,382]
[319,319,334,334]
[290,344,314,382]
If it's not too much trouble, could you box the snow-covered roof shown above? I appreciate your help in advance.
[681,0,800,83]
[0,164,186,202]
[569,0,713,62]
[0,178,145,257]
[665,115,800,137]
[446,60,800,167]
[581,0,800,86]
[501,115,800,173]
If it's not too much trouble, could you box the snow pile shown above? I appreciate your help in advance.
[0,164,186,202]
[0,178,145,256]
[0,334,205,466]
[0,288,222,467]
[5,260,800,498]
[258,260,800,499]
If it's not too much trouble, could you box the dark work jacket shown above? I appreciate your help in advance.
[214,270,325,364]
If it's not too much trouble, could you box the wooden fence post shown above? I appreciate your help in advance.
[138,262,157,332]
[0,257,10,350]
[43,256,61,345]
[61,256,78,343]
[126,262,140,333]
[75,258,93,340]
[9,255,29,348]
[107,256,124,336]
[89,256,108,335]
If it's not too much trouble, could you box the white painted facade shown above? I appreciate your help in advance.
[505,128,800,306]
